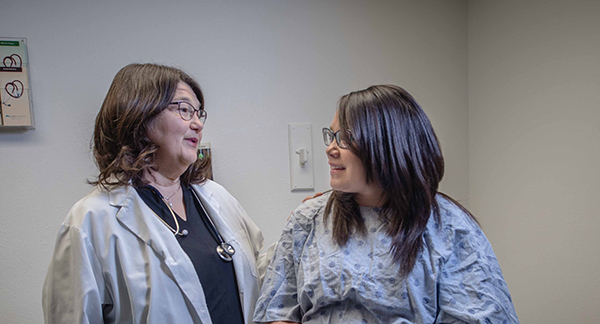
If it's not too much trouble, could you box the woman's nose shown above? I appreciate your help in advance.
[325,140,338,157]
[190,115,204,132]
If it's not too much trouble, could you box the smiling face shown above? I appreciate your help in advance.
[326,111,383,206]
[147,81,203,177]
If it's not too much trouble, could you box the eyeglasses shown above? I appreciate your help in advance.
[169,101,207,124]
[322,128,351,149]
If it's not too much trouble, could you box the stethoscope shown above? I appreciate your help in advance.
[2,80,23,107]
[150,186,236,262]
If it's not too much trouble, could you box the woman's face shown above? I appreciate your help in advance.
[147,81,203,175]
[326,112,383,206]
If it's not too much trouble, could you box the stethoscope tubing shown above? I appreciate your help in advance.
[150,185,236,262]
[190,188,236,261]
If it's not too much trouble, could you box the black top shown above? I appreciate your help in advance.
[135,184,244,324]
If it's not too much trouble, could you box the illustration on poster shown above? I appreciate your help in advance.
[3,54,22,68]
[2,54,25,107]
[3,80,24,106]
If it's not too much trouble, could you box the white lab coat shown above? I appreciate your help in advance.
[43,180,271,324]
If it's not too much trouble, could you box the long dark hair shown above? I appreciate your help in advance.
[324,84,475,275]
[90,63,211,189]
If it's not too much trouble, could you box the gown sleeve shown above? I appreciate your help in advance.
[253,208,311,323]
[435,211,520,324]
[42,224,109,324]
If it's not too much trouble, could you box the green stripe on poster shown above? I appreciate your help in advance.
[0,41,20,46]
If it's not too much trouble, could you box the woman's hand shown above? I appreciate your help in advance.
[302,191,323,202]
[288,192,324,220]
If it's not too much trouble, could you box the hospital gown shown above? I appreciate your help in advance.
[253,193,519,324]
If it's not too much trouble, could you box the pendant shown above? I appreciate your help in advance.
[216,243,235,262]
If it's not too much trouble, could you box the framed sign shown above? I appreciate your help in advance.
[198,142,213,180]
[1,37,34,128]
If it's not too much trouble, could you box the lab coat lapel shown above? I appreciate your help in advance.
[191,184,235,246]
[191,184,254,317]
[111,186,212,324]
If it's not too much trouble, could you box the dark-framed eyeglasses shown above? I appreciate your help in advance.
[322,127,351,149]
[169,101,207,124]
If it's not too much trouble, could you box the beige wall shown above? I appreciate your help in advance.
[469,1,600,323]
[3,0,597,322]
[0,1,468,323]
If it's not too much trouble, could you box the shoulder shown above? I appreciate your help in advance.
[192,180,246,215]
[64,185,131,228]
[288,191,330,231]
[429,195,495,264]
[193,179,236,201]
[434,195,481,234]
[192,180,252,224]
[292,191,329,220]
[196,178,223,191]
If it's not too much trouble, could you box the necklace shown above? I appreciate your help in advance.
[149,189,188,237]
[146,185,187,236]
[163,184,181,207]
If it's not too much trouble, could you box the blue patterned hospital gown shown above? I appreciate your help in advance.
[253,192,519,324]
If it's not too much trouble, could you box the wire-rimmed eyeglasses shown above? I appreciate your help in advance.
[169,101,207,124]
[322,128,351,149]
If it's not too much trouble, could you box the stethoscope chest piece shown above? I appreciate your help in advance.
[217,243,235,262]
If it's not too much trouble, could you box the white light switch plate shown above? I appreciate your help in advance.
[288,123,314,191]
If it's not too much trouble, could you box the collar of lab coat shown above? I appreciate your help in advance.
[107,182,222,323]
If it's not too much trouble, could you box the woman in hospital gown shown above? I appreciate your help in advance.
[254,85,520,324]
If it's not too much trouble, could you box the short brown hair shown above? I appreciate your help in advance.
[90,63,210,189]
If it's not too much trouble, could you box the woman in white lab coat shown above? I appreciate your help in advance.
[43,63,270,324]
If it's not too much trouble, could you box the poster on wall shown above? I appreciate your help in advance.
[0,37,33,127]
[198,142,213,180]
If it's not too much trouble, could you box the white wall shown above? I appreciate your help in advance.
[0,1,468,323]
[469,1,600,323]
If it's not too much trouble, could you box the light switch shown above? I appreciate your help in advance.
[288,123,314,191]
